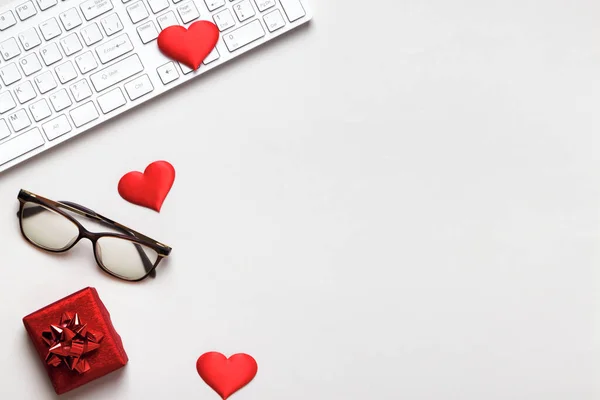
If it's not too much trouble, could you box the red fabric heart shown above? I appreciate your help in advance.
[118,161,175,212]
[196,352,258,400]
[157,21,219,70]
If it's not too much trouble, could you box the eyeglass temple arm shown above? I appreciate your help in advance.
[60,202,159,243]
[20,202,157,277]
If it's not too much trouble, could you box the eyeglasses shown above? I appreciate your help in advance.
[17,189,172,282]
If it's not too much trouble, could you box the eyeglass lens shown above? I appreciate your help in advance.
[95,237,159,280]
[21,202,79,251]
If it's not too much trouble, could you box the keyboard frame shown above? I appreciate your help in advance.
[0,0,312,174]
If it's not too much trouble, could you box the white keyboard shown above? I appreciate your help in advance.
[0,0,311,173]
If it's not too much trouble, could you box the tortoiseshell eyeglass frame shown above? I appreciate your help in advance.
[17,189,172,282]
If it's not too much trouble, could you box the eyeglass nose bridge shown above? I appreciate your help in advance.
[77,226,98,244]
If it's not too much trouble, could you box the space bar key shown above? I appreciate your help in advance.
[0,128,45,166]
[90,54,144,92]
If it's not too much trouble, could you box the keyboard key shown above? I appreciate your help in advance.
[95,33,133,64]
[254,0,275,12]
[29,98,52,121]
[179,62,192,74]
[19,53,42,76]
[15,1,36,21]
[0,63,21,86]
[0,91,17,113]
[55,61,78,83]
[176,1,199,24]
[39,18,62,41]
[34,70,57,93]
[137,21,158,44]
[8,109,31,131]
[213,9,235,31]
[97,87,125,113]
[75,51,98,74]
[0,119,10,140]
[100,12,123,36]
[126,1,149,24]
[60,33,83,56]
[70,79,92,102]
[147,0,169,14]
[14,81,36,103]
[232,0,254,22]
[90,54,143,91]
[49,88,72,111]
[124,74,153,100]
[60,8,83,31]
[80,0,113,21]
[40,43,62,65]
[157,62,178,84]
[69,101,98,127]
[0,127,44,166]
[223,19,264,52]
[42,114,71,140]
[279,0,305,22]
[203,47,219,64]
[205,0,225,11]
[0,11,17,31]
[81,23,103,46]
[157,11,178,29]
[0,38,21,61]
[18,27,42,51]
[35,0,57,11]
[263,9,285,32]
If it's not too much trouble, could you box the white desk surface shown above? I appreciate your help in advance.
[0,1,598,399]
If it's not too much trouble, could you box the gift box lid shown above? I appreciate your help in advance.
[23,287,128,395]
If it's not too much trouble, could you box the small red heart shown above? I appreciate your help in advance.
[157,21,219,70]
[118,161,175,212]
[196,352,258,400]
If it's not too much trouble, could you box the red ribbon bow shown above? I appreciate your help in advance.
[41,312,104,374]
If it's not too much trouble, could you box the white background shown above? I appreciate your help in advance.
[0,0,598,398]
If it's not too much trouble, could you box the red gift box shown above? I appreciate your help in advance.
[23,287,128,395]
